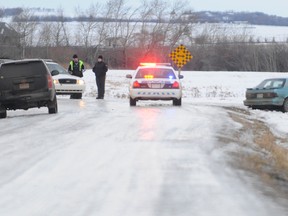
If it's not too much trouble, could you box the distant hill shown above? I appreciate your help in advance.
[194,11,288,26]
[1,7,288,26]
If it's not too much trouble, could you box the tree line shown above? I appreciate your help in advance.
[194,11,288,27]
[1,0,288,71]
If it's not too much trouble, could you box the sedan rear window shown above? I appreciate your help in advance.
[256,79,286,89]
[136,68,176,79]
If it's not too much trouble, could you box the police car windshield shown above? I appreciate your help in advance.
[46,63,69,75]
[136,68,176,79]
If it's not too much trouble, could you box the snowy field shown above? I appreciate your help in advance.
[0,69,288,216]
[192,23,288,42]
[53,23,288,44]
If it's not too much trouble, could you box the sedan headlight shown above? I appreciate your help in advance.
[53,79,59,84]
[77,80,85,85]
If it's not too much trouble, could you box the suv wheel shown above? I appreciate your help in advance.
[130,97,136,106]
[48,95,58,114]
[173,98,182,106]
[0,106,7,119]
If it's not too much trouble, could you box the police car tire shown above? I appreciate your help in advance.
[173,98,182,106]
[70,93,82,99]
[75,93,82,99]
[130,97,136,106]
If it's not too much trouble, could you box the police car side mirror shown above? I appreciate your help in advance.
[51,70,60,76]
[126,74,132,79]
[178,75,184,79]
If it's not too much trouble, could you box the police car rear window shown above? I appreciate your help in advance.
[136,68,176,79]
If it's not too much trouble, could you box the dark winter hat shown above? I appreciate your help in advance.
[98,55,103,59]
[73,54,78,58]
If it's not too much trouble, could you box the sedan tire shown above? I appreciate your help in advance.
[282,98,288,112]
[0,105,7,119]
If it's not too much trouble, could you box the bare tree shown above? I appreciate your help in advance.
[51,8,70,47]
[134,0,195,62]
[11,8,38,58]
[275,43,288,72]
[37,22,53,47]
[0,7,4,22]
[106,0,126,42]
[104,0,141,67]
[118,7,141,67]
[162,0,196,57]
[92,1,113,59]
[262,45,277,71]
[74,4,101,63]
[37,22,53,58]
[133,0,153,52]
[75,4,99,47]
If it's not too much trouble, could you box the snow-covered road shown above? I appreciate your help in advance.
[0,98,286,216]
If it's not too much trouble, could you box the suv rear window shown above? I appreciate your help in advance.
[136,68,176,79]
[0,61,47,78]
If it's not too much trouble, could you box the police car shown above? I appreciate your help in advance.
[46,61,86,99]
[126,63,183,106]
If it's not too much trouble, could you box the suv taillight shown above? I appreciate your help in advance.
[47,74,53,89]
[172,81,179,89]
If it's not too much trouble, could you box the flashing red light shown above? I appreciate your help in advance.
[140,63,171,67]
[172,81,179,89]
[133,81,141,88]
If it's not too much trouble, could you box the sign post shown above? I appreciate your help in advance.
[169,44,193,75]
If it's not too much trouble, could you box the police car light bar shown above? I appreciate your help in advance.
[140,63,171,67]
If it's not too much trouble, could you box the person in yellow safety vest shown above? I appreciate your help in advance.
[68,54,85,77]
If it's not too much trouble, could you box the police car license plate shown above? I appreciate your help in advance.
[151,83,161,89]
[19,83,30,89]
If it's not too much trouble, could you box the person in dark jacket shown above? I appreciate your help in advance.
[68,54,85,77]
[92,55,108,99]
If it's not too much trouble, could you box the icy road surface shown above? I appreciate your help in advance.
[0,98,286,216]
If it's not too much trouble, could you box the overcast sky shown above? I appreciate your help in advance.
[2,0,288,17]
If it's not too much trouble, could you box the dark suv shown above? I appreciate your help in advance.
[0,59,58,118]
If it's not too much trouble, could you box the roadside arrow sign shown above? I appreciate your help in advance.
[169,44,193,69]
